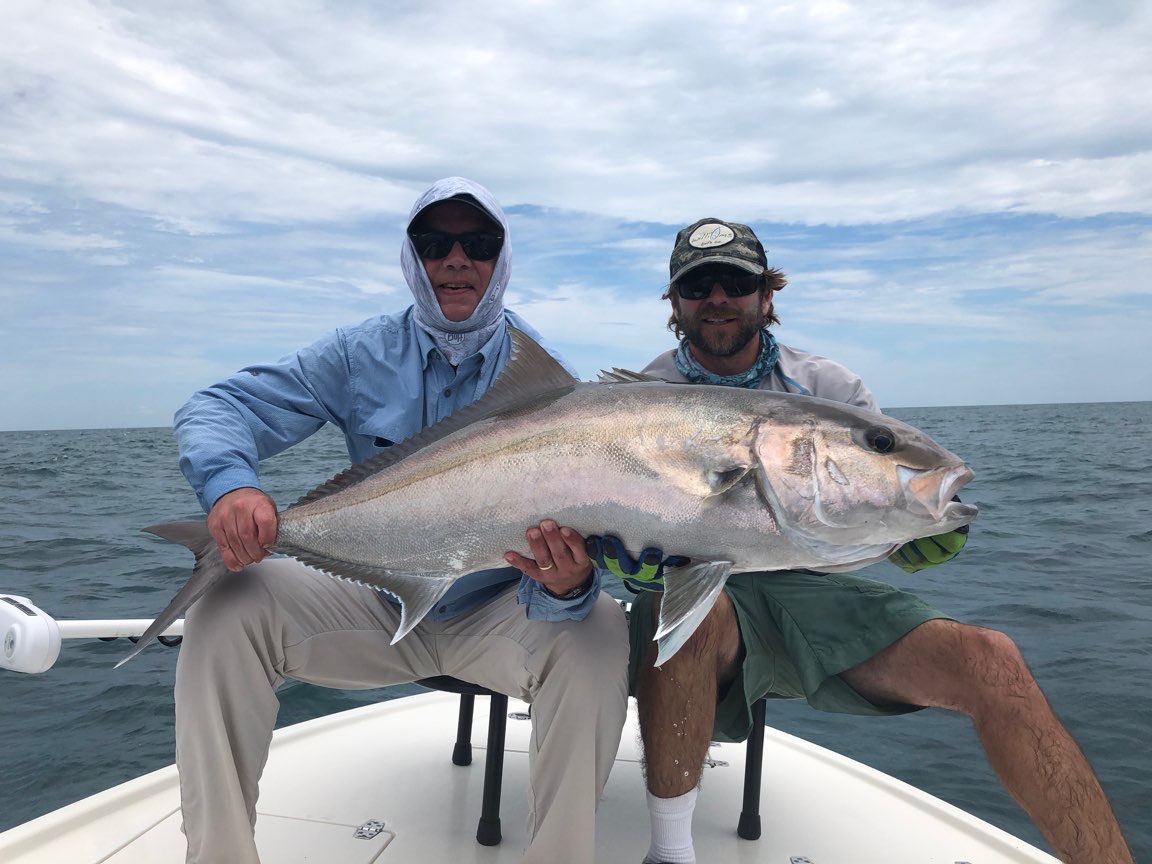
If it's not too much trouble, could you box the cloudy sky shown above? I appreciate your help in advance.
[1,0,1149,431]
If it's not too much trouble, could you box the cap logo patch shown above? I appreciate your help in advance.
[688,223,735,249]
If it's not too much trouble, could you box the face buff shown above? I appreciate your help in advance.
[400,177,512,366]
[674,328,781,388]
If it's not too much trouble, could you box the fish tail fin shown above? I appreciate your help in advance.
[142,520,217,560]
[115,521,226,668]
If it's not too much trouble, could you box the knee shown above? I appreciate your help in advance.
[954,624,1036,699]
[548,596,629,687]
[582,594,630,666]
[175,561,309,695]
[663,591,740,665]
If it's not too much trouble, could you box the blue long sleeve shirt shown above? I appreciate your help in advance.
[174,307,601,622]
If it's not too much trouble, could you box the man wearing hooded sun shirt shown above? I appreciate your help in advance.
[172,177,628,864]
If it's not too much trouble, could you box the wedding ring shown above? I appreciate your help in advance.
[538,561,555,571]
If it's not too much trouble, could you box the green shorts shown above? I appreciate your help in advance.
[627,570,949,743]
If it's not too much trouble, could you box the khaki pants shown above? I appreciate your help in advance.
[175,558,629,864]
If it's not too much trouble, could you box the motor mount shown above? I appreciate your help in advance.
[1,594,62,674]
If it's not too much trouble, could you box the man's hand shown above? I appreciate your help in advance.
[207,487,279,572]
[505,520,594,598]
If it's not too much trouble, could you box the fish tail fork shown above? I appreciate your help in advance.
[115,521,228,668]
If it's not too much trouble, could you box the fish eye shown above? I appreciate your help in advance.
[864,425,897,453]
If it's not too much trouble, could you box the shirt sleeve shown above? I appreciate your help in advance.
[515,570,604,622]
[175,331,354,511]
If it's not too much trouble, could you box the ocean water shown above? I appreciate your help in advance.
[0,402,1149,860]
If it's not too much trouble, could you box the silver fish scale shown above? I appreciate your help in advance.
[273,379,963,582]
[123,330,975,668]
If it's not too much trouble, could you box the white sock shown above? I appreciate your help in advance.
[644,788,697,864]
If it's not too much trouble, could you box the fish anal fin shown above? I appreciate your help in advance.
[284,550,456,644]
[390,579,453,644]
[653,561,733,666]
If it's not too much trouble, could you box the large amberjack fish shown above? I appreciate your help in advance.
[122,329,976,668]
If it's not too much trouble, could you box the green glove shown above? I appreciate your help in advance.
[585,535,689,593]
[888,524,969,573]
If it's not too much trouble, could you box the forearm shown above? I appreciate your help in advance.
[174,340,349,510]
[176,391,266,511]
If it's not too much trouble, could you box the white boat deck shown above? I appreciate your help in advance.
[0,691,1058,863]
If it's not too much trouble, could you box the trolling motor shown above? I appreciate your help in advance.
[0,593,183,673]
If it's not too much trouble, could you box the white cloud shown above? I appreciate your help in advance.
[0,0,1149,430]
[4,1,1150,224]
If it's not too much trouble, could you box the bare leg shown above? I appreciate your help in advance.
[636,593,743,797]
[842,619,1134,864]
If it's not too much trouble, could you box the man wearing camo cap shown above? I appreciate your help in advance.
[602,218,1133,864]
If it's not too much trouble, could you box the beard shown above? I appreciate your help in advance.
[678,303,764,358]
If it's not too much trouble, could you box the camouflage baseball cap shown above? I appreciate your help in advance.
[669,218,767,283]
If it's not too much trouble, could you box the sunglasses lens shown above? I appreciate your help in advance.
[460,232,502,261]
[676,270,759,300]
[410,231,504,261]
[676,280,711,300]
[411,233,451,259]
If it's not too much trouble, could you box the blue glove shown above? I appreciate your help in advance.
[888,523,969,573]
[585,535,689,593]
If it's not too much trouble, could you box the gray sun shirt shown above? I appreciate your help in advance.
[641,342,880,412]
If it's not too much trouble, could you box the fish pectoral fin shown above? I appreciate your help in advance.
[706,465,751,497]
[653,561,734,667]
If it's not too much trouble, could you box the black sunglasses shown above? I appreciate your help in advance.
[674,269,761,301]
[408,230,504,262]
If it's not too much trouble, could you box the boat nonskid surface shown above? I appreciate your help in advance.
[1,595,1057,862]
[0,688,1057,864]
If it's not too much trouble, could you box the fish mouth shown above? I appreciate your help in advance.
[897,463,976,523]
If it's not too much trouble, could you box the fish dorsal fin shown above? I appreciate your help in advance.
[284,549,456,643]
[653,560,733,666]
[597,368,663,384]
[288,327,578,511]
